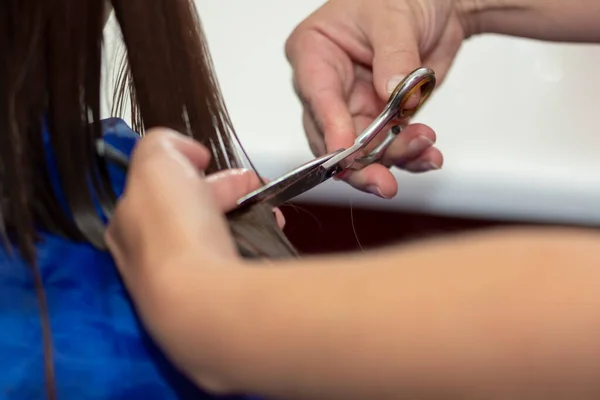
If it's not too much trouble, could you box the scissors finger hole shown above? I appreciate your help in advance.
[388,68,437,119]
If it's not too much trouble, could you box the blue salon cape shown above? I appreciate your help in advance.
[0,118,257,400]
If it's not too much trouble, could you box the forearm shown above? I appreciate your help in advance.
[143,227,600,399]
[460,0,600,42]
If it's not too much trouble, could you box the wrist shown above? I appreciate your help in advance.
[455,0,599,43]
[455,0,528,37]
[454,0,491,37]
[454,0,476,37]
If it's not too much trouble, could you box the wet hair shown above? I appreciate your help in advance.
[1,0,298,398]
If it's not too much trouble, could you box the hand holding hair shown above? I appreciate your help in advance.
[105,128,282,286]
[103,132,600,400]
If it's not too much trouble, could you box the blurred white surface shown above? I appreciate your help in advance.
[111,1,600,225]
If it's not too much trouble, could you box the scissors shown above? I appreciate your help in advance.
[235,66,436,211]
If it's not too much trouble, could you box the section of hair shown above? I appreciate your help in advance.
[111,0,298,258]
[2,0,118,256]
[2,0,113,398]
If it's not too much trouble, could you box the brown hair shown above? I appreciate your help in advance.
[1,0,297,398]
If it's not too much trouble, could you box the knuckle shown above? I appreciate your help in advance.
[135,129,169,157]
[284,30,298,63]
[284,20,310,63]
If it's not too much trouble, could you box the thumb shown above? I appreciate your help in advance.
[205,169,262,213]
[369,16,423,104]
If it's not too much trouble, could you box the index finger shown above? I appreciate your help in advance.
[286,30,355,153]
[128,128,211,181]
[206,169,262,212]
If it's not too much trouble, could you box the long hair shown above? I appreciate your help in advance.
[1,0,298,398]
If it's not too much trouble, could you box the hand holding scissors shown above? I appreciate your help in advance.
[97,67,436,213]
[235,67,436,211]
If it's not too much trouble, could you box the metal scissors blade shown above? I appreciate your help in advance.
[235,150,344,211]
[235,67,437,210]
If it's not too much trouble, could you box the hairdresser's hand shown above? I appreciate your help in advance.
[286,0,470,198]
[105,128,283,282]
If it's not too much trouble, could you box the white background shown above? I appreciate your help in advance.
[103,0,600,226]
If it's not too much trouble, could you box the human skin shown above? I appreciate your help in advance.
[106,1,600,399]
[108,128,600,400]
[284,0,600,197]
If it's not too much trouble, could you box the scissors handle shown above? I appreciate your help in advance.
[326,67,436,171]
[386,67,436,120]
[352,125,402,167]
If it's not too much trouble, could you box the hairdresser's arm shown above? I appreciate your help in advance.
[108,132,600,400]
[140,228,600,400]
[465,0,600,41]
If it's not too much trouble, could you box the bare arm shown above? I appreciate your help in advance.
[462,0,600,42]
[135,227,600,400]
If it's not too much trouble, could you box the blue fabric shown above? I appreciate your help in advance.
[0,118,256,400]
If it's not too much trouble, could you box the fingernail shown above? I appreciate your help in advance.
[273,208,286,228]
[407,135,435,153]
[366,185,388,198]
[405,92,420,109]
[386,75,405,95]
[416,161,440,172]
